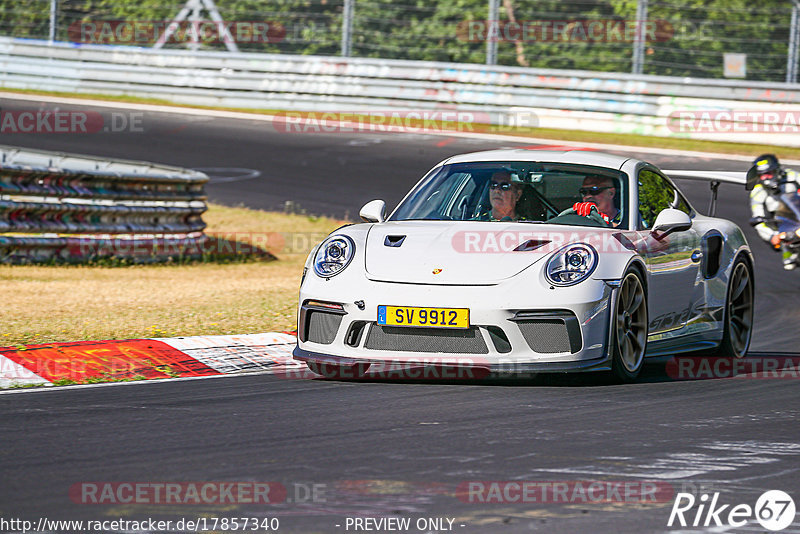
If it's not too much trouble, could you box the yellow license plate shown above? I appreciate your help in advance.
[377,305,469,329]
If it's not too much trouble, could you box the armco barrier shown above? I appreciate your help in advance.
[0,144,209,263]
[1,37,800,146]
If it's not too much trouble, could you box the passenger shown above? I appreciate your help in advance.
[482,170,524,221]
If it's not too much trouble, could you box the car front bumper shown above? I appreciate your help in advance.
[294,273,620,375]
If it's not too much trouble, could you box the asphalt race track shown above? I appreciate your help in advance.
[1,96,800,533]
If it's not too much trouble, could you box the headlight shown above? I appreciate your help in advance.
[545,243,598,286]
[313,235,355,278]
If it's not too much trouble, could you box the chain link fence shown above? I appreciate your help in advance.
[2,0,799,83]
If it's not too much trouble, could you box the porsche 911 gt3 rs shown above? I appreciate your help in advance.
[293,149,754,381]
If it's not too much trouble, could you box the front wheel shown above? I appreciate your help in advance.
[715,258,754,358]
[611,271,649,382]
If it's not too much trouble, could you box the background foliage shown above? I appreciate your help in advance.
[2,0,797,81]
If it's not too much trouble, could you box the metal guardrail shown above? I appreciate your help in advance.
[1,37,799,146]
[0,144,209,263]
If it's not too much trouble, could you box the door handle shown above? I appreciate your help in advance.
[691,250,703,263]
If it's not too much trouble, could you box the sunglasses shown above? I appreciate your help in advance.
[489,180,515,191]
[579,186,613,196]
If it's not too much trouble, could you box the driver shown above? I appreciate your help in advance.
[749,154,800,269]
[572,176,620,227]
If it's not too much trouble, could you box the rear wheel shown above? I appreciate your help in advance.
[716,258,754,358]
[611,271,648,382]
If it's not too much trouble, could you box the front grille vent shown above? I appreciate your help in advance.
[364,325,489,354]
[486,326,512,353]
[307,311,343,345]
[512,311,582,354]
[517,321,572,353]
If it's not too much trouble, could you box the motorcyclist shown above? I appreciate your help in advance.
[749,154,800,269]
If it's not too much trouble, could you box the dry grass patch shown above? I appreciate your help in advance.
[0,203,346,346]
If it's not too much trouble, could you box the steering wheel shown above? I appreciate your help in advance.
[546,206,611,227]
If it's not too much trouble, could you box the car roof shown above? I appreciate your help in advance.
[441,149,634,170]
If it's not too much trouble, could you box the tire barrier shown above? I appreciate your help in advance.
[0,234,279,264]
[0,144,210,263]
[0,234,204,264]
[0,200,206,234]
[0,166,206,201]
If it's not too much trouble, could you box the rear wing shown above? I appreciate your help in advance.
[663,170,747,186]
[662,170,749,217]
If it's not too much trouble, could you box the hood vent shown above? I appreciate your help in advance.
[513,239,550,252]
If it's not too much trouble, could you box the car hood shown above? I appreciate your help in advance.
[363,221,609,285]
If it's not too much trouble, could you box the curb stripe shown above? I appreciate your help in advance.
[0,354,49,388]
[0,334,298,389]
[0,339,222,385]
[156,333,300,374]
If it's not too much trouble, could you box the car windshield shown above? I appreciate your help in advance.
[390,161,628,228]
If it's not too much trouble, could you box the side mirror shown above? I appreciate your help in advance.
[359,199,386,223]
[652,208,692,237]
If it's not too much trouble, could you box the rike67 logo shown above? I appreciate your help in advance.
[668,490,796,531]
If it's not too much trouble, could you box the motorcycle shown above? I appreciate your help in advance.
[749,192,800,270]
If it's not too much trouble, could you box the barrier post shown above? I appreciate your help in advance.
[341,0,354,57]
[486,0,499,65]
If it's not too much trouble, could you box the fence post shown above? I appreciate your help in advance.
[632,0,648,75]
[788,0,800,84]
[341,0,354,57]
[49,0,57,43]
[486,0,499,65]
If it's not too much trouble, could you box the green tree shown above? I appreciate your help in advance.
[0,0,795,81]
[607,0,793,81]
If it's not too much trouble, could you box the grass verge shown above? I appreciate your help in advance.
[0,203,345,346]
[3,88,800,159]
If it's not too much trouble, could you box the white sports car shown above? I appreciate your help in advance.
[293,149,754,381]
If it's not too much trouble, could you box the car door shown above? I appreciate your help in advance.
[636,168,703,334]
